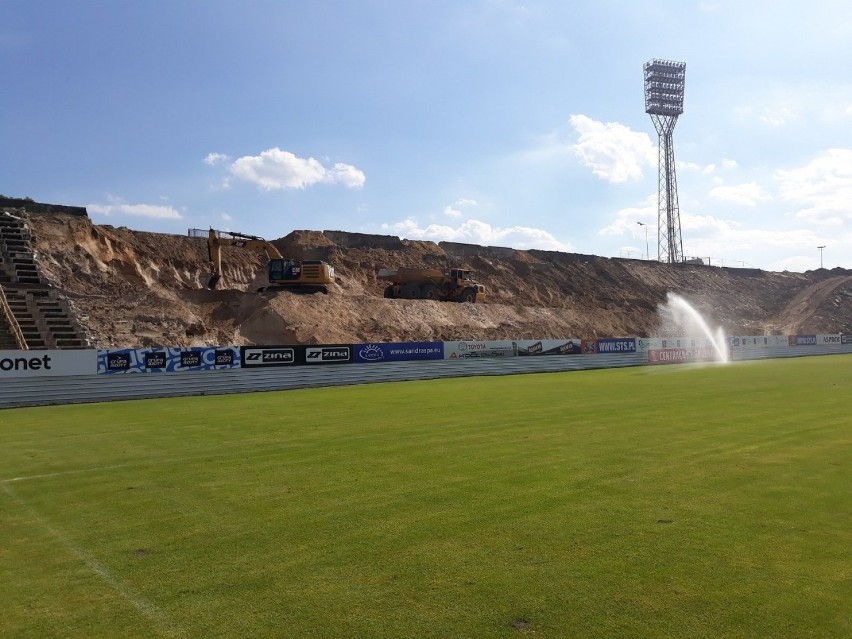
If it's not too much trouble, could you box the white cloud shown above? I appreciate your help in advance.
[680,213,738,233]
[517,130,574,165]
[709,182,771,206]
[759,104,796,127]
[382,217,572,252]
[220,212,233,222]
[775,148,852,225]
[680,160,736,175]
[443,197,478,218]
[203,152,230,166]
[679,161,704,172]
[88,198,182,219]
[601,195,770,263]
[687,227,827,263]
[736,103,797,127]
[601,194,739,238]
[209,177,232,191]
[328,162,367,189]
[227,148,365,190]
[569,114,657,183]
[599,194,657,236]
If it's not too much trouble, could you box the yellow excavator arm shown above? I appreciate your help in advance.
[188,228,334,293]
[203,228,283,289]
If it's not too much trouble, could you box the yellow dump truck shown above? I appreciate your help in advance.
[378,267,485,303]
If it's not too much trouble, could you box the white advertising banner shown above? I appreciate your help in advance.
[443,340,517,360]
[0,349,97,378]
[730,335,790,348]
[643,336,723,351]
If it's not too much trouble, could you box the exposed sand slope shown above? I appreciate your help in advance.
[22,212,852,348]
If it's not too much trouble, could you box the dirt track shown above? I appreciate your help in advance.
[22,211,852,348]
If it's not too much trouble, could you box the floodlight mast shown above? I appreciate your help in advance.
[644,59,686,263]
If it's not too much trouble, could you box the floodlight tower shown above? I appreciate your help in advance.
[644,59,686,263]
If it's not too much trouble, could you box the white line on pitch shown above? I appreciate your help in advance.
[0,463,137,484]
[1,482,183,638]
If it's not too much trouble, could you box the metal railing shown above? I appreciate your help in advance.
[0,284,28,350]
[616,251,758,269]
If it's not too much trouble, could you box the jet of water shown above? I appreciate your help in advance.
[659,293,729,363]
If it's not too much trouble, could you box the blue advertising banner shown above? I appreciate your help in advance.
[788,335,817,346]
[354,342,444,363]
[97,346,240,374]
[595,338,637,354]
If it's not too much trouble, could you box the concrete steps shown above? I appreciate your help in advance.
[0,210,90,349]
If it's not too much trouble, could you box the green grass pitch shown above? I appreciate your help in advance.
[1,355,851,638]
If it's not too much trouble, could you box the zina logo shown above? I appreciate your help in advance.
[306,347,350,362]
[243,348,294,366]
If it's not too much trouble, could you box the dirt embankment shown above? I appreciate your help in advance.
[20,212,852,348]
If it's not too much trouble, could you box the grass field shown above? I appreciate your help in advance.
[1,355,850,638]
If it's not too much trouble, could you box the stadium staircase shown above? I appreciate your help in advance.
[0,210,91,349]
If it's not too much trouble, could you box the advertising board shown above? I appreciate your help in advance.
[788,335,817,346]
[304,345,352,364]
[240,345,353,367]
[354,342,443,363]
[592,338,637,354]
[0,349,96,378]
[514,339,582,356]
[643,337,723,351]
[97,347,239,374]
[443,341,516,360]
[730,335,791,348]
[647,346,723,365]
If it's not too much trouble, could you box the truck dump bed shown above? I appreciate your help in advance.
[377,268,445,284]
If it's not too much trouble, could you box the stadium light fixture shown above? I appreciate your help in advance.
[644,59,686,264]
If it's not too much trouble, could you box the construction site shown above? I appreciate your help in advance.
[1,198,851,351]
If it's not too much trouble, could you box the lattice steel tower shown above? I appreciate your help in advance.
[644,59,686,263]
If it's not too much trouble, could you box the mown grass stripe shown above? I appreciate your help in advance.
[0,355,850,638]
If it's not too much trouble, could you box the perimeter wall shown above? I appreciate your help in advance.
[1,334,850,408]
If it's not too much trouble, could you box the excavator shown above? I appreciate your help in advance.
[191,228,335,293]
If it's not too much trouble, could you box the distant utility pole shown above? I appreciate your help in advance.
[818,245,826,269]
[644,59,686,264]
[636,221,649,260]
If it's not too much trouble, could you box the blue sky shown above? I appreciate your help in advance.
[2,1,851,271]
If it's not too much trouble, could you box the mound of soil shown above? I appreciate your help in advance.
[20,211,852,348]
